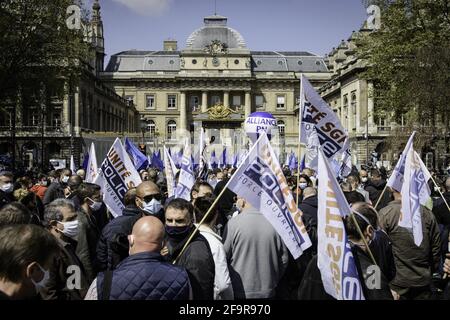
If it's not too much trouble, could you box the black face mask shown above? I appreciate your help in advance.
[165,225,192,241]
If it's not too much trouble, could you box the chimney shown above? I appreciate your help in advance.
[164,39,177,51]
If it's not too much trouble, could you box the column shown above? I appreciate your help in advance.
[180,92,187,132]
[201,91,208,112]
[223,91,230,108]
[74,87,80,135]
[367,82,375,134]
[63,83,70,130]
[244,92,251,118]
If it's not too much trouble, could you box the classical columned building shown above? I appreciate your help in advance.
[101,15,331,158]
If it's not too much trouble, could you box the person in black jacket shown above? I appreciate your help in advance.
[43,169,72,206]
[364,169,392,210]
[40,199,89,300]
[75,183,103,282]
[298,202,396,300]
[162,198,215,300]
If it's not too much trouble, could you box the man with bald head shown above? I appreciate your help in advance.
[86,216,190,300]
[95,181,163,272]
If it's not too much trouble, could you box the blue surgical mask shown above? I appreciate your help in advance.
[299,183,308,190]
[31,263,50,292]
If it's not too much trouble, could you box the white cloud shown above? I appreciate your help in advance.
[111,0,173,16]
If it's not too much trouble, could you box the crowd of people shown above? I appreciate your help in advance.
[0,163,449,300]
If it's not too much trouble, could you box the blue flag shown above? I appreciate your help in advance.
[82,152,89,171]
[151,151,164,171]
[209,150,218,169]
[288,152,298,171]
[220,147,227,168]
[124,137,148,171]
[299,154,306,172]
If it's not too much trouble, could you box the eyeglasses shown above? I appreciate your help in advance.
[141,194,162,202]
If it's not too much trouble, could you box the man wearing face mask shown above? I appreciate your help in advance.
[40,199,89,300]
[0,224,60,300]
[76,183,103,282]
[43,169,72,206]
[95,182,163,272]
[0,171,15,210]
[85,216,190,300]
[163,198,215,300]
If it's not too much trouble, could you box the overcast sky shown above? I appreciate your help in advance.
[85,0,368,59]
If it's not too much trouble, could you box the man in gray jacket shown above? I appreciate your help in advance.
[379,188,441,300]
[222,196,289,299]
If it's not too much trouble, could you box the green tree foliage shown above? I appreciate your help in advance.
[0,0,92,101]
[357,0,450,138]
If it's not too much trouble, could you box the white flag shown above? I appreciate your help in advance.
[227,133,312,259]
[175,139,195,201]
[94,138,142,217]
[299,75,348,160]
[70,155,76,175]
[317,147,365,300]
[164,146,178,198]
[387,131,416,192]
[85,143,98,183]
[400,147,430,246]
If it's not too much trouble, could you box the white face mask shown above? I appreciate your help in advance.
[41,180,48,187]
[141,198,162,215]
[31,263,50,292]
[87,198,102,211]
[299,183,308,190]
[61,176,69,183]
[58,220,79,239]
[0,182,13,193]
[361,177,368,183]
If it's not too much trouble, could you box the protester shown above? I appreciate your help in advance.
[379,188,441,299]
[193,196,233,300]
[0,202,32,227]
[40,199,89,300]
[134,180,164,222]
[359,169,369,188]
[86,216,191,300]
[30,174,49,201]
[190,181,213,204]
[364,168,392,210]
[298,202,395,300]
[0,224,60,300]
[347,174,371,204]
[223,197,289,299]
[96,186,151,271]
[163,198,215,300]
[75,183,103,282]
[0,171,15,209]
[76,169,86,181]
[43,169,72,205]
[13,188,44,225]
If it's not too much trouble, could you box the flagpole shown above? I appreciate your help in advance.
[173,136,259,265]
[373,184,388,209]
[349,212,378,267]
[429,175,450,213]
[296,74,304,207]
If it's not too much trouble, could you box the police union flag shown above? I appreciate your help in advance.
[300,75,347,160]
[227,132,312,259]
[317,148,365,300]
[387,131,416,192]
[94,138,142,217]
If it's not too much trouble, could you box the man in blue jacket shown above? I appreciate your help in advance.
[85,216,191,300]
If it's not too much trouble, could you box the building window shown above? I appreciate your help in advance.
[211,95,221,106]
[232,95,241,107]
[52,112,61,128]
[276,95,285,109]
[145,94,155,109]
[190,96,199,111]
[147,120,156,137]
[278,120,285,137]
[351,93,357,129]
[255,95,264,109]
[168,95,177,109]
[28,110,39,126]
[167,120,176,140]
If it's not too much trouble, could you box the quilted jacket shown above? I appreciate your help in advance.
[96,251,190,300]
